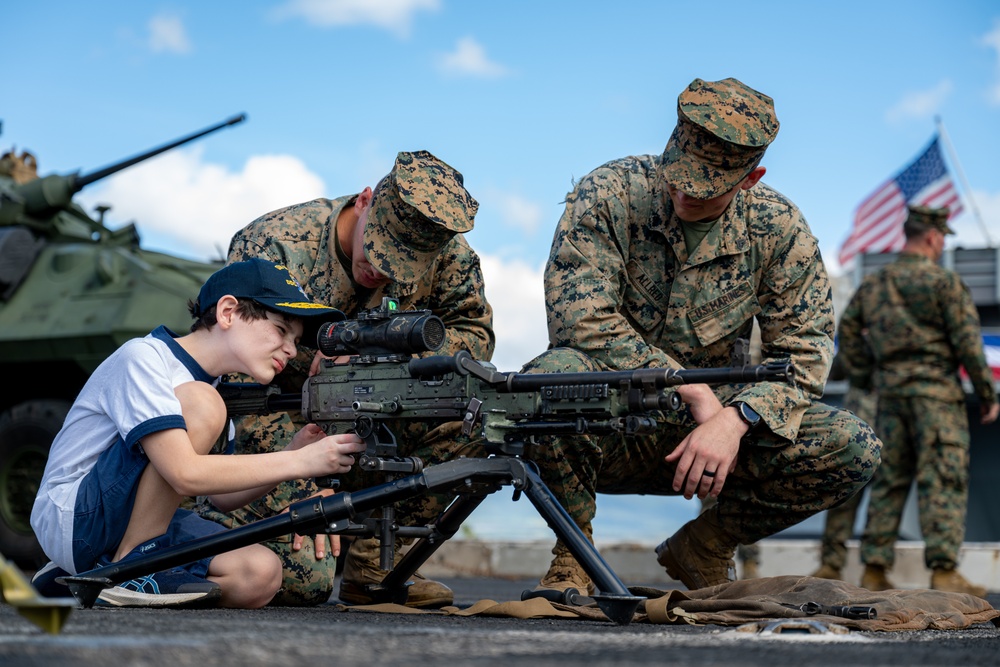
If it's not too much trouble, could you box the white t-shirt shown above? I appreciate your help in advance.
[30,326,216,573]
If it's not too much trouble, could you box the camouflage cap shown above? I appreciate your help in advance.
[363,150,479,285]
[907,205,955,235]
[661,77,780,199]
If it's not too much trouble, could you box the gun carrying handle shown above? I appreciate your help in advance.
[409,354,466,378]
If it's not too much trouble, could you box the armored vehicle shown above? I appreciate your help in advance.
[0,115,245,567]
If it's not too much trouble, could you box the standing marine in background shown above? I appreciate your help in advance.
[196,150,494,607]
[840,205,998,597]
[523,77,882,594]
[810,350,878,581]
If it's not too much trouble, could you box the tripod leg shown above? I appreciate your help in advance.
[520,465,642,625]
[379,492,490,595]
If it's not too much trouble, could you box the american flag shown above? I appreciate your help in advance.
[982,335,1000,380]
[838,136,964,268]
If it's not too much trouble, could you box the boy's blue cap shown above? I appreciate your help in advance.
[195,258,345,346]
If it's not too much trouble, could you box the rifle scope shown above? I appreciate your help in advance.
[317,311,445,356]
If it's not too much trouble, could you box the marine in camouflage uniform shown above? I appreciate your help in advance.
[195,151,494,606]
[840,205,998,596]
[524,78,881,593]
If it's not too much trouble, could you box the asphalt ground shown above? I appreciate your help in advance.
[2,576,999,667]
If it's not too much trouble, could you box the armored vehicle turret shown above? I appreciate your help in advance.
[0,115,246,567]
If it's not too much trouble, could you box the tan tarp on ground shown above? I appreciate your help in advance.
[335,575,1000,631]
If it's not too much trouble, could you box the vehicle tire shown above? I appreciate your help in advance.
[0,400,70,569]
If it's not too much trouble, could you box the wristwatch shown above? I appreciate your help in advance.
[731,401,762,431]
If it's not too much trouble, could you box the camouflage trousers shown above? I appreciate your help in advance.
[819,384,878,570]
[197,416,479,606]
[818,484,866,570]
[522,348,882,554]
[860,395,971,570]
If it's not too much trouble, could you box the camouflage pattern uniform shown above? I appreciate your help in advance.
[841,208,997,572]
[526,79,881,585]
[196,151,494,605]
[817,382,877,572]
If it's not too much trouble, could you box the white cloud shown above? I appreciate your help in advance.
[77,147,325,261]
[885,79,953,123]
[498,193,543,235]
[148,13,192,55]
[275,0,440,37]
[479,255,548,372]
[982,21,1000,106]
[479,187,544,236]
[436,37,510,78]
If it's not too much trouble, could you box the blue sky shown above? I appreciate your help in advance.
[7,1,1000,372]
[7,1,1000,540]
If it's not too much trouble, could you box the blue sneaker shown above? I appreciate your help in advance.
[30,561,72,598]
[96,568,222,608]
[93,537,222,608]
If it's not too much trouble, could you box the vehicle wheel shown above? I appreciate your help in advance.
[0,400,70,569]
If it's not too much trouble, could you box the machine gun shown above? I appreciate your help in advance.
[60,298,794,625]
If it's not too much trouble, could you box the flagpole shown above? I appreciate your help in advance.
[936,116,993,247]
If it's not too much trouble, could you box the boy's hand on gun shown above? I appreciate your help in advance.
[287,423,328,450]
[288,423,365,475]
[286,424,365,559]
[301,428,365,476]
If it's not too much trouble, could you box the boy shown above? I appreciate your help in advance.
[30,258,365,608]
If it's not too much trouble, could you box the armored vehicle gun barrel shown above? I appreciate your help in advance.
[73,113,246,191]
[4,113,246,222]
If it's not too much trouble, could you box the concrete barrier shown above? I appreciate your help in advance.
[421,539,1000,591]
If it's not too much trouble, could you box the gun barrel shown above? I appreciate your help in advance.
[666,362,795,386]
[503,362,794,392]
[73,113,247,191]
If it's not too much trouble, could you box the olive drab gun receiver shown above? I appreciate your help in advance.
[60,298,795,625]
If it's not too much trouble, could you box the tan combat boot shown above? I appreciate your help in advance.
[931,568,987,598]
[338,536,453,608]
[860,564,894,591]
[534,522,596,595]
[655,514,737,590]
[535,552,596,595]
[810,564,842,580]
